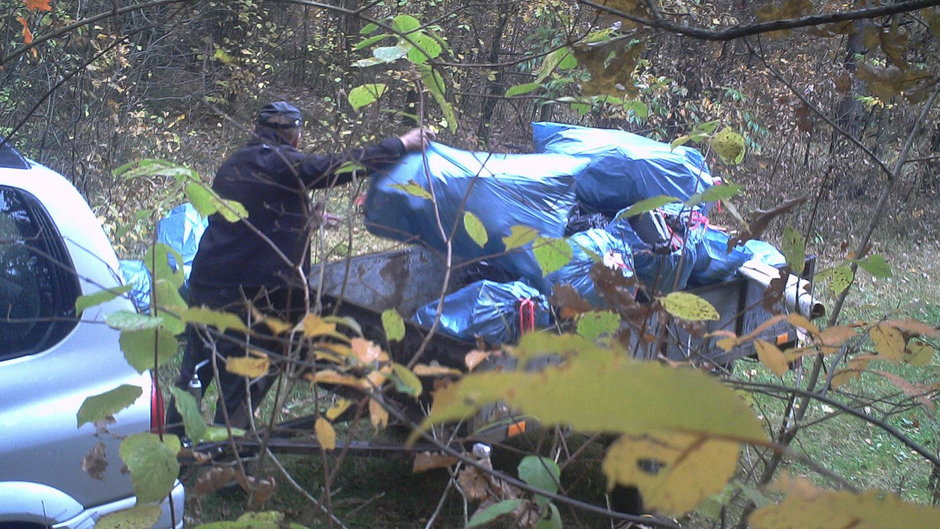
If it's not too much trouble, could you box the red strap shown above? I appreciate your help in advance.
[518,299,536,334]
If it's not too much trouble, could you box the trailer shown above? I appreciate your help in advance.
[194,244,822,459]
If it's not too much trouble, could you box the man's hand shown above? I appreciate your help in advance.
[399,127,436,151]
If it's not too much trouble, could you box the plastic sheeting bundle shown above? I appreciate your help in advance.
[365,142,587,290]
[606,209,699,293]
[119,259,151,313]
[412,280,549,345]
[546,228,636,307]
[532,122,715,215]
[156,203,208,278]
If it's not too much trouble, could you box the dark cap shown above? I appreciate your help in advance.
[257,101,303,129]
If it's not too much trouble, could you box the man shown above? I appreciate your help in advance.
[166,101,433,435]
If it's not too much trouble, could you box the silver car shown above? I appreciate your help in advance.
[0,141,184,528]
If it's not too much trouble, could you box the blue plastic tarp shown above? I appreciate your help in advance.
[532,122,714,215]
[688,228,753,287]
[412,280,549,345]
[545,228,635,307]
[156,203,207,279]
[119,259,151,313]
[742,239,787,268]
[606,210,698,293]
[365,142,586,291]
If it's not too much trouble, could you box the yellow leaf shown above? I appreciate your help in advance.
[369,398,388,430]
[465,350,491,371]
[785,314,819,336]
[830,357,869,389]
[315,342,352,363]
[315,417,336,450]
[904,339,935,367]
[302,314,339,339]
[603,432,740,516]
[416,336,766,446]
[754,340,789,376]
[351,337,388,364]
[751,477,940,529]
[263,315,292,335]
[817,325,856,347]
[413,364,463,377]
[884,318,940,338]
[325,399,352,421]
[306,369,365,389]
[502,225,539,250]
[413,452,459,473]
[869,324,904,362]
[225,350,270,378]
[659,292,720,321]
[710,127,746,165]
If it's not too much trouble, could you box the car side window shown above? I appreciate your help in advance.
[0,186,80,358]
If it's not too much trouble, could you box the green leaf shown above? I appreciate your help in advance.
[615,195,681,219]
[381,308,406,342]
[407,32,442,64]
[95,505,162,529]
[180,306,248,332]
[659,292,720,321]
[392,14,421,33]
[466,499,525,528]
[390,182,432,200]
[824,264,855,295]
[120,327,179,373]
[505,82,541,97]
[169,386,207,443]
[203,425,245,442]
[781,226,806,276]
[576,311,621,341]
[419,64,457,132]
[119,433,180,504]
[519,456,560,506]
[693,119,721,135]
[535,504,562,529]
[463,211,488,248]
[391,363,423,397]
[144,243,185,290]
[105,311,165,331]
[856,254,892,278]
[624,100,648,119]
[185,182,248,222]
[348,83,388,111]
[671,135,692,150]
[684,184,742,207]
[503,225,539,250]
[354,33,391,50]
[373,45,410,63]
[534,237,573,276]
[417,334,767,445]
[78,384,143,427]
[710,127,746,165]
[360,22,379,35]
[76,285,132,313]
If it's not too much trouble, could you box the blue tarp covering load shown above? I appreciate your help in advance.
[688,227,753,287]
[119,259,151,313]
[365,142,585,291]
[606,209,699,293]
[532,122,715,215]
[156,203,207,278]
[412,280,549,345]
[546,228,635,307]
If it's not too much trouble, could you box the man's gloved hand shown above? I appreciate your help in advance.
[399,127,436,151]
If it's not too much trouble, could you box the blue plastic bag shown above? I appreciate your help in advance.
[688,228,753,286]
[546,229,635,307]
[606,210,697,293]
[366,142,586,290]
[532,122,714,215]
[412,280,549,345]
[119,259,151,313]
[156,203,207,279]
[742,239,787,268]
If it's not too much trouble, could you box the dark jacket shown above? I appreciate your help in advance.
[188,128,405,288]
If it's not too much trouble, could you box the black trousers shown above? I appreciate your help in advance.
[165,283,308,436]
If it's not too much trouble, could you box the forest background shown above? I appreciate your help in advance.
[2,1,939,529]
